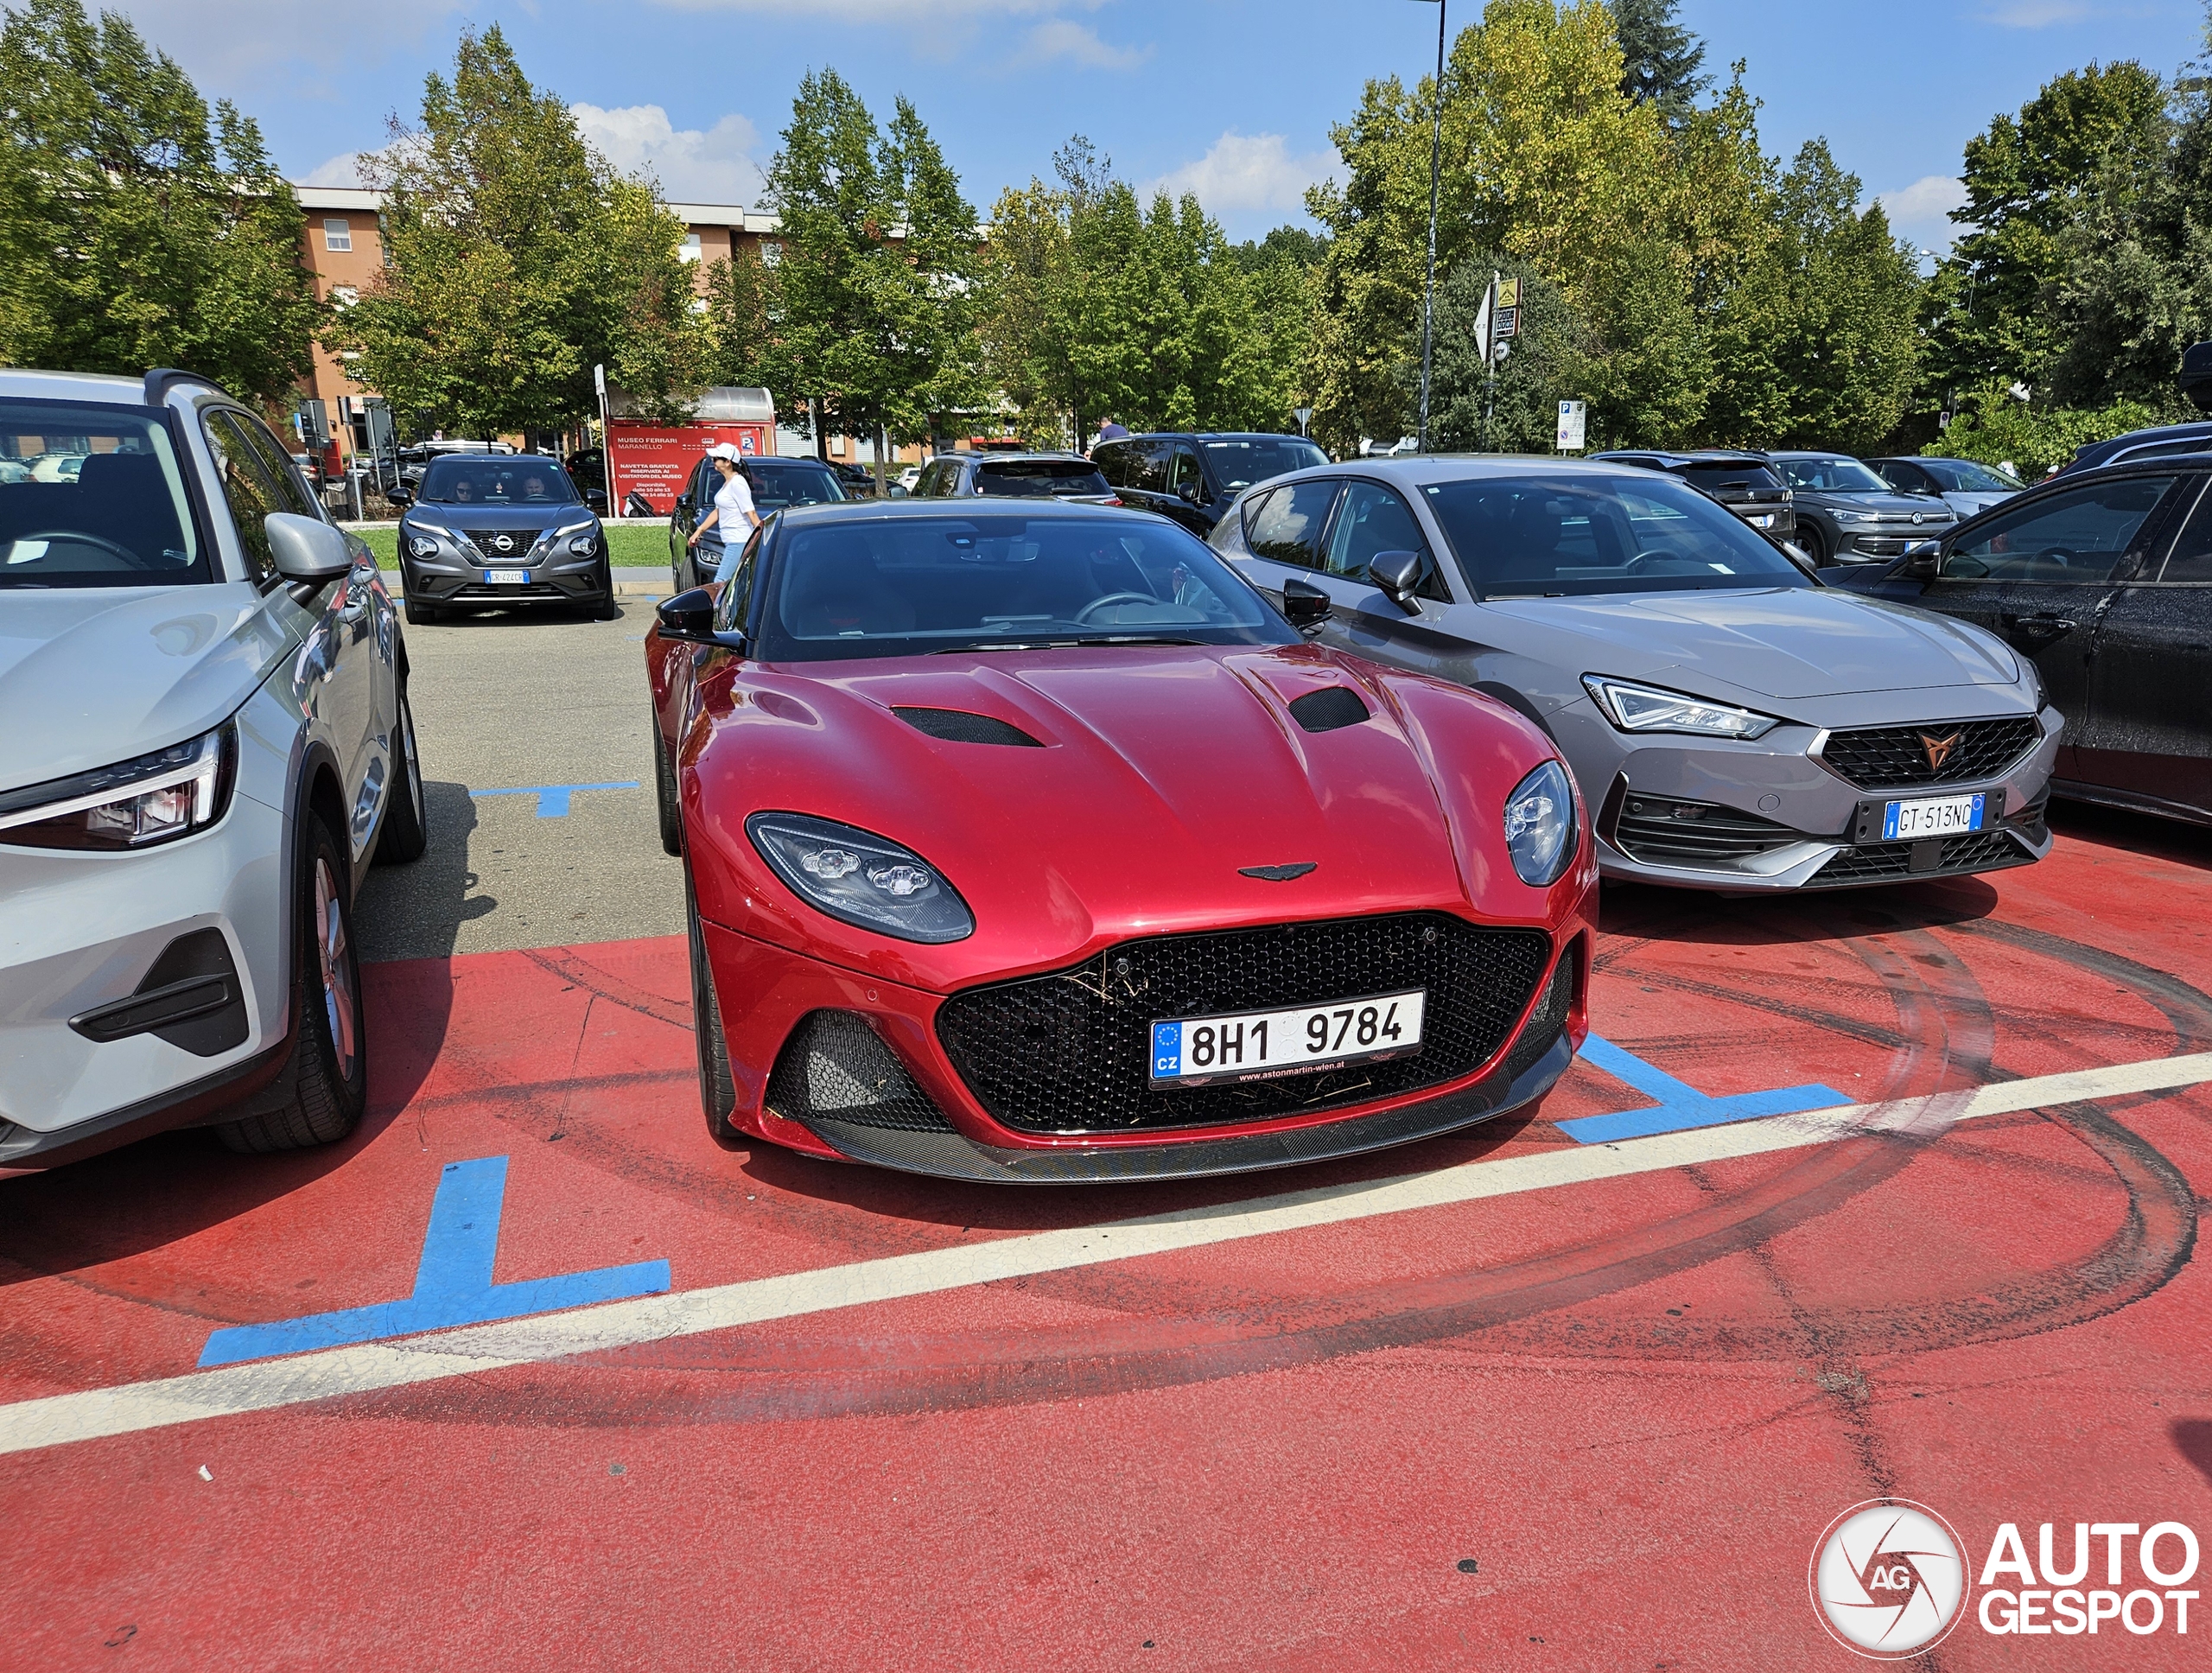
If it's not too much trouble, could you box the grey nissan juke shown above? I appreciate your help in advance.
[1209,455,2059,892]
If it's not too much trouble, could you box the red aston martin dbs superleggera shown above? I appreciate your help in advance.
[646,500,1597,1181]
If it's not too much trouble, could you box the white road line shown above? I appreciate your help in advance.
[5,1051,2210,1457]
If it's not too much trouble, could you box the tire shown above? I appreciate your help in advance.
[653,721,683,856]
[596,561,620,620]
[404,596,440,626]
[685,865,740,1141]
[216,816,368,1154]
[375,681,429,865]
[1796,521,1827,567]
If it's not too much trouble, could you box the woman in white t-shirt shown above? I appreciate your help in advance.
[687,444,760,582]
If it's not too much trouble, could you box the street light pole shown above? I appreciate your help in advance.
[1415,0,1446,455]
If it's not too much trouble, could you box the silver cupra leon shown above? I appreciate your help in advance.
[1208,455,2059,891]
[0,369,425,1172]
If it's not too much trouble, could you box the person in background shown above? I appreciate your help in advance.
[688,442,760,582]
[1096,415,1129,446]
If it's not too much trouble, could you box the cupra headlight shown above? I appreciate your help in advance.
[1503,760,1576,887]
[747,811,974,943]
[0,723,236,850]
[1581,676,1780,741]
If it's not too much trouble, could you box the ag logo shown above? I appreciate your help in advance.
[1809,1499,1969,1657]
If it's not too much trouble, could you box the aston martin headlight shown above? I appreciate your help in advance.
[746,811,974,943]
[0,723,236,851]
[1581,676,1780,741]
[1503,760,1576,887]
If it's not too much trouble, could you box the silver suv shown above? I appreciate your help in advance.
[0,369,424,1170]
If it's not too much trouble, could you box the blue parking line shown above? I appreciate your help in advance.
[1556,1034,1848,1145]
[470,780,639,817]
[197,1157,671,1367]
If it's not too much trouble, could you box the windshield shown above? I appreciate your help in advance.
[1776,456,1889,493]
[1675,461,1784,496]
[0,401,205,588]
[752,513,1291,662]
[1918,457,2021,493]
[975,460,1110,498]
[418,457,579,506]
[745,461,846,510]
[1204,436,1329,490]
[1422,474,1811,599]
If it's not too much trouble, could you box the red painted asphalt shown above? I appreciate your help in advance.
[3,808,2210,1668]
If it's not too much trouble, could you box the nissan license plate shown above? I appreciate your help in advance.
[485,569,529,585]
[1148,989,1426,1086]
[1883,793,1984,841]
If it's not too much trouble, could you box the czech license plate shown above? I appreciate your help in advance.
[1883,793,1984,841]
[1148,989,1426,1086]
[485,569,529,585]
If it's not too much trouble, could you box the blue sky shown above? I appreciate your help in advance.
[117,0,2210,254]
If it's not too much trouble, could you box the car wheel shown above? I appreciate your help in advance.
[375,679,429,865]
[404,595,440,626]
[596,561,620,620]
[216,816,367,1154]
[685,863,740,1141]
[1796,522,1827,566]
[654,722,683,857]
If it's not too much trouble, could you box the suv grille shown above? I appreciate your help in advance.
[1613,795,1806,868]
[1817,717,2040,790]
[935,913,1554,1135]
[461,528,543,560]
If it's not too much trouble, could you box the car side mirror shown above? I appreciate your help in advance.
[1176,480,1202,506]
[1281,576,1332,638]
[584,488,608,512]
[1904,547,1941,580]
[887,482,908,498]
[1367,550,1426,613]
[656,587,723,645]
[385,486,412,506]
[264,512,353,582]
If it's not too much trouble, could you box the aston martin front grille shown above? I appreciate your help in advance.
[1817,717,2041,790]
[936,913,1554,1135]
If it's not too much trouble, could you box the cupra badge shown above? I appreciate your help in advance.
[1918,731,1962,773]
[1809,1499,1969,1657]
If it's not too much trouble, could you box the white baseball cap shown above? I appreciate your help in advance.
[706,442,741,462]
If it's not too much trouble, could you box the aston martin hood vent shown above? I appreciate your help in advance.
[1287,687,1370,734]
[892,706,1045,747]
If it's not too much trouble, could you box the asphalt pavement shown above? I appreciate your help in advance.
[355,596,683,961]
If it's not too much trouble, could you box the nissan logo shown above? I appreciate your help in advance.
[492,534,515,552]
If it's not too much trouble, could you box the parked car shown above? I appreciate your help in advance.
[1831,460,2212,826]
[1866,455,2022,520]
[668,454,848,591]
[912,451,1117,507]
[644,499,1594,1180]
[391,453,612,624]
[1208,455,2058,891]
[0,366,426,1170]
[1091,432,1330,538]
[899,465,923,492]
[1765,451,1956,568]
[1592,449,1797,545]
[2051,418,2212,478]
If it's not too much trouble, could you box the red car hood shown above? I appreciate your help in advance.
[682,642,1568,993]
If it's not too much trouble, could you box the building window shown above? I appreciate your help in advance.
[322,219,352,252]
[681,233,702,263]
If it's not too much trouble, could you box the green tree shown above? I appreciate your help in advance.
[333,25,703,436]
[0,0,321,402]
[760,69,982,487]
[1609,0,1707,124]
[1428,255,1597,451]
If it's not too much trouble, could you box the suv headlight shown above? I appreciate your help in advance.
[1833,509,1873,524]
[1581,676,1780,741]
[0,723,236,850]
[408,534,439,557]
[1503,760,1576,887]
[567,533,599,556]
[746,811,974,944]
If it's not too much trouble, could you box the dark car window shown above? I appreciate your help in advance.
[0,399,207,588]
[2112,438,2212,466]
[1916,457,2020,493]
[1126,440,1172,493]
[715,523,765,633]
[743,460,845,511]
[2150,479,2212,582]
[1324,480,1448,600]
[1203,436,1328,491]
[1675,461,1784,498]
[1092,441,1131,487]
[1943,476,2177,582]
[1243,479,1341,570]
[203,409,288,584]
[1421,474,1810,599]
[1775,456,1888,493]
[1874,461,1932,493]
[420,456,581,506]
[753,513,1291,662]
[238,414,327,521]
[975,460,1111,498]
[1168,449,1205,497]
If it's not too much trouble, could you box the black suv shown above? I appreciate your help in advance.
[1091,432,1329,536]
[1591,449,1797,545]
[668,455,848,589]
[912,452,1116,505]
[1766,450,1955,567]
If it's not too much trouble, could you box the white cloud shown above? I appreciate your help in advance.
[1147,131,1337,230]
[570,105,766,206]
[302,150,372,188]
[111,0,466,82]
[1876,175,1971,257]
[1014,19,1151,70]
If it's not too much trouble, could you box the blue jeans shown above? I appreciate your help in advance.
[710,542,741,584]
